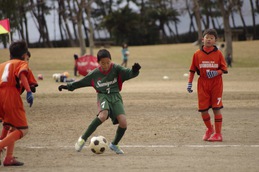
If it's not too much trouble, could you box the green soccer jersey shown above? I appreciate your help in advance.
[67,63,139,93]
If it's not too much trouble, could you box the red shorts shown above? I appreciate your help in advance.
[197,76,223,112]
[0,87,28,129]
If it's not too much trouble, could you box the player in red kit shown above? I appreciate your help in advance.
[0,41,35,166]
[187,29,228,142]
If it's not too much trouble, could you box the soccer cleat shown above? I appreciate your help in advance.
[208,133,223,142]
[203,125,214,141]
[75,136,86,152]
[109,143,124,154]
[3,157,24,166]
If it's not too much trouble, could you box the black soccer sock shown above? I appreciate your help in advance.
[112,127,127,145]
[81,117,102,141]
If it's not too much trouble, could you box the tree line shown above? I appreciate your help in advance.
[0,0,258,56]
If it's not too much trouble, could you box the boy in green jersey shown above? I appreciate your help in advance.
[58,49,141,154]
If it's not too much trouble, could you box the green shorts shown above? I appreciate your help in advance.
[97,93,125,124]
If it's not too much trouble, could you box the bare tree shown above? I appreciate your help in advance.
[29,0,52,47]
[218,0,233,60]
[193,0,203,48]
[17,1,29,44]
[236,0,248,38]
[185,0,196,33]
[85,0,94,55]
[74,0,86,55]
[67,0,79,42]
[58,0,76,46]
[250,0,257,39]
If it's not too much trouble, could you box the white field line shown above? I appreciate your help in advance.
[23,144,259,149]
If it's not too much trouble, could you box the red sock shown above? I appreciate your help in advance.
[202,113,212,129]
[215,114,222,134]
[0,130,22,150]
[5,142,15,159]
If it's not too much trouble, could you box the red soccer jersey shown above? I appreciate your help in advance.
[189,46,228,78]
[0,59,29,129]
[189,46,228,112]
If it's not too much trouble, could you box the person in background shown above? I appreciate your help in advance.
[121,43,129,67]
[74,54,79,76]
[226,53,232,67]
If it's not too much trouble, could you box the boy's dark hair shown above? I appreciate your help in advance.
[97,49,111,62]
[9,40,28,59]
[27,51,31,57]
[203,29,218,39]
[74,54,78,60]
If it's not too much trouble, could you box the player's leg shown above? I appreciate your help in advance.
[124,59,128,68]
[1,128,27,166]
[75,111,108,152]
[1,99,28,166]
[81,110,108,141]
[197,79,214,141]
[208,80,223,142]
[208,109,223,142]
[75,98,109,152]
[0,123,10,140]
[200,111,214,141]
[112,114,127,145]
[109,99,126,154]
[109,114,126,154]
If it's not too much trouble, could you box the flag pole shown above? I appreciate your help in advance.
[8,32,11,45]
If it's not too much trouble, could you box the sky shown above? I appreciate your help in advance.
[6,1,259,44]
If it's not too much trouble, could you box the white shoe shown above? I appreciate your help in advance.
[109,143,124,154]
[75,136,86,152]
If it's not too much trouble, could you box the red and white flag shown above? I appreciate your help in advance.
[0,18,10,34]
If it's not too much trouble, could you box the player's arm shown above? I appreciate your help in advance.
[207,53,228,78]
[20,72,34,107]
[187,53,197,93]
[118,63,141,81]
[20,69,38,94]
[58,74,92,91]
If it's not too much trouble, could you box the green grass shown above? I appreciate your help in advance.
[1,40,259,71]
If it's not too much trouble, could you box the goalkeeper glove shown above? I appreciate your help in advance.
[58,85,68,91]
[187,83,193,93]
[132,63,141,73]
[26,91,34,107]
[206,70,218,78]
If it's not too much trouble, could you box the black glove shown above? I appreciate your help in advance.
[30,86,36,93]
[132,63,141,73]
[58,85,68,91]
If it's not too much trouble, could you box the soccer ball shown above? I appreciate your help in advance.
[37,74,43,80]
[52,73,61,81]
[89,136,108,154]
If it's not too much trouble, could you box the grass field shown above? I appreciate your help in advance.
[0,41,259,172]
